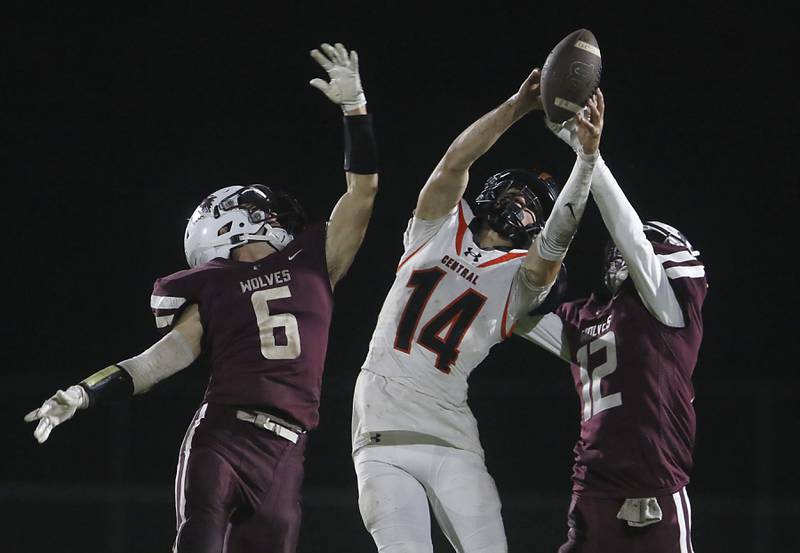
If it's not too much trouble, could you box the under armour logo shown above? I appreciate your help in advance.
[565,202,576,220]
[370,432,382,443]
[464,247,482,263]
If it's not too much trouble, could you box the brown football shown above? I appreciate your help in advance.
[540,29,602,124]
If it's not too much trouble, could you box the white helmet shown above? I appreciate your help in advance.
[183,184,306,267]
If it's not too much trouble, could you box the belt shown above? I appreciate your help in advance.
[353,430,457,451]
[235,409,306,444]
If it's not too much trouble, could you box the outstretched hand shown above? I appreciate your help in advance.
[24,385,88,443]
[545,88,605,155]
[513,68,543,115]
[575,88,604,154]
[309,42,366,113]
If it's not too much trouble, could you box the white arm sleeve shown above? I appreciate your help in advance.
[118,328,200,394]
[513,313,570,361]
[591,157,685,327]
[509,268,554,318]
[536,150,598,261]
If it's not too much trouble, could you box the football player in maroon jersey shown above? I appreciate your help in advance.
[517,90,706,553]
[25,42,378,553]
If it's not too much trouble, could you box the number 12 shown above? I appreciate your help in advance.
[576,331,622,420]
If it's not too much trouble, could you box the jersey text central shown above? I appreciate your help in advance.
[440,255,479,285]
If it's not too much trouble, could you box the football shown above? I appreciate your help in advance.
[540,29,602,124]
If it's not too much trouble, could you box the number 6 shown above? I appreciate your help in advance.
[251,287,301,360]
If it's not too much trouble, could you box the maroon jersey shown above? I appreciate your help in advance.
[556,242,707,498]
[150,222,333,430]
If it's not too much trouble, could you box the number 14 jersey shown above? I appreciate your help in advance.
[353,201,547,457]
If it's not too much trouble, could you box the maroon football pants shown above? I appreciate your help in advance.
[558,488,694,553]
[172,403,306,553]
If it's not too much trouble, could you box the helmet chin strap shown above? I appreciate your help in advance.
[236,226,294,252]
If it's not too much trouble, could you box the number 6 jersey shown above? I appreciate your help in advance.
[352,200,551,457]
[150,222,333,431]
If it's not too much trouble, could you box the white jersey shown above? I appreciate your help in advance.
[352,200,550,457]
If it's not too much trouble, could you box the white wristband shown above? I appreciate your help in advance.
[342,97,367,113]
[68,384,90,410]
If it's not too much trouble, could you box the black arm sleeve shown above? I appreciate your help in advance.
[79,365,134,408]
[343,114,378,174]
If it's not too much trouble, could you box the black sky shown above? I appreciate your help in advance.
[4,3,798,551]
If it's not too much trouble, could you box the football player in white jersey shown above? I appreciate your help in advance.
[352,64,605,553]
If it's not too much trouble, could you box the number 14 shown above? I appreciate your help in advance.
[393,268,486,373]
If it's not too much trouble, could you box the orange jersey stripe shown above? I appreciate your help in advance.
[396,238,433,272]
[477,251,526,268]
[500,287,514,339]
[455,201,468,256]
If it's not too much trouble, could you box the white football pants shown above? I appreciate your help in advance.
[353,443,507,553]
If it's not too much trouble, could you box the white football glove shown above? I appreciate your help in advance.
[309,42,366,112]
[24,385,88,444]
[545,113,582,153]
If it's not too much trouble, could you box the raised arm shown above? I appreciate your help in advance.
[520,90,604,290]
[25,304,203,443]
[546,95,684,327]
[310,43,379,286]
[415,68,543,220]
[590,160,684,326]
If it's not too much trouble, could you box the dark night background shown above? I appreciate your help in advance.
[4,3,798,552]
